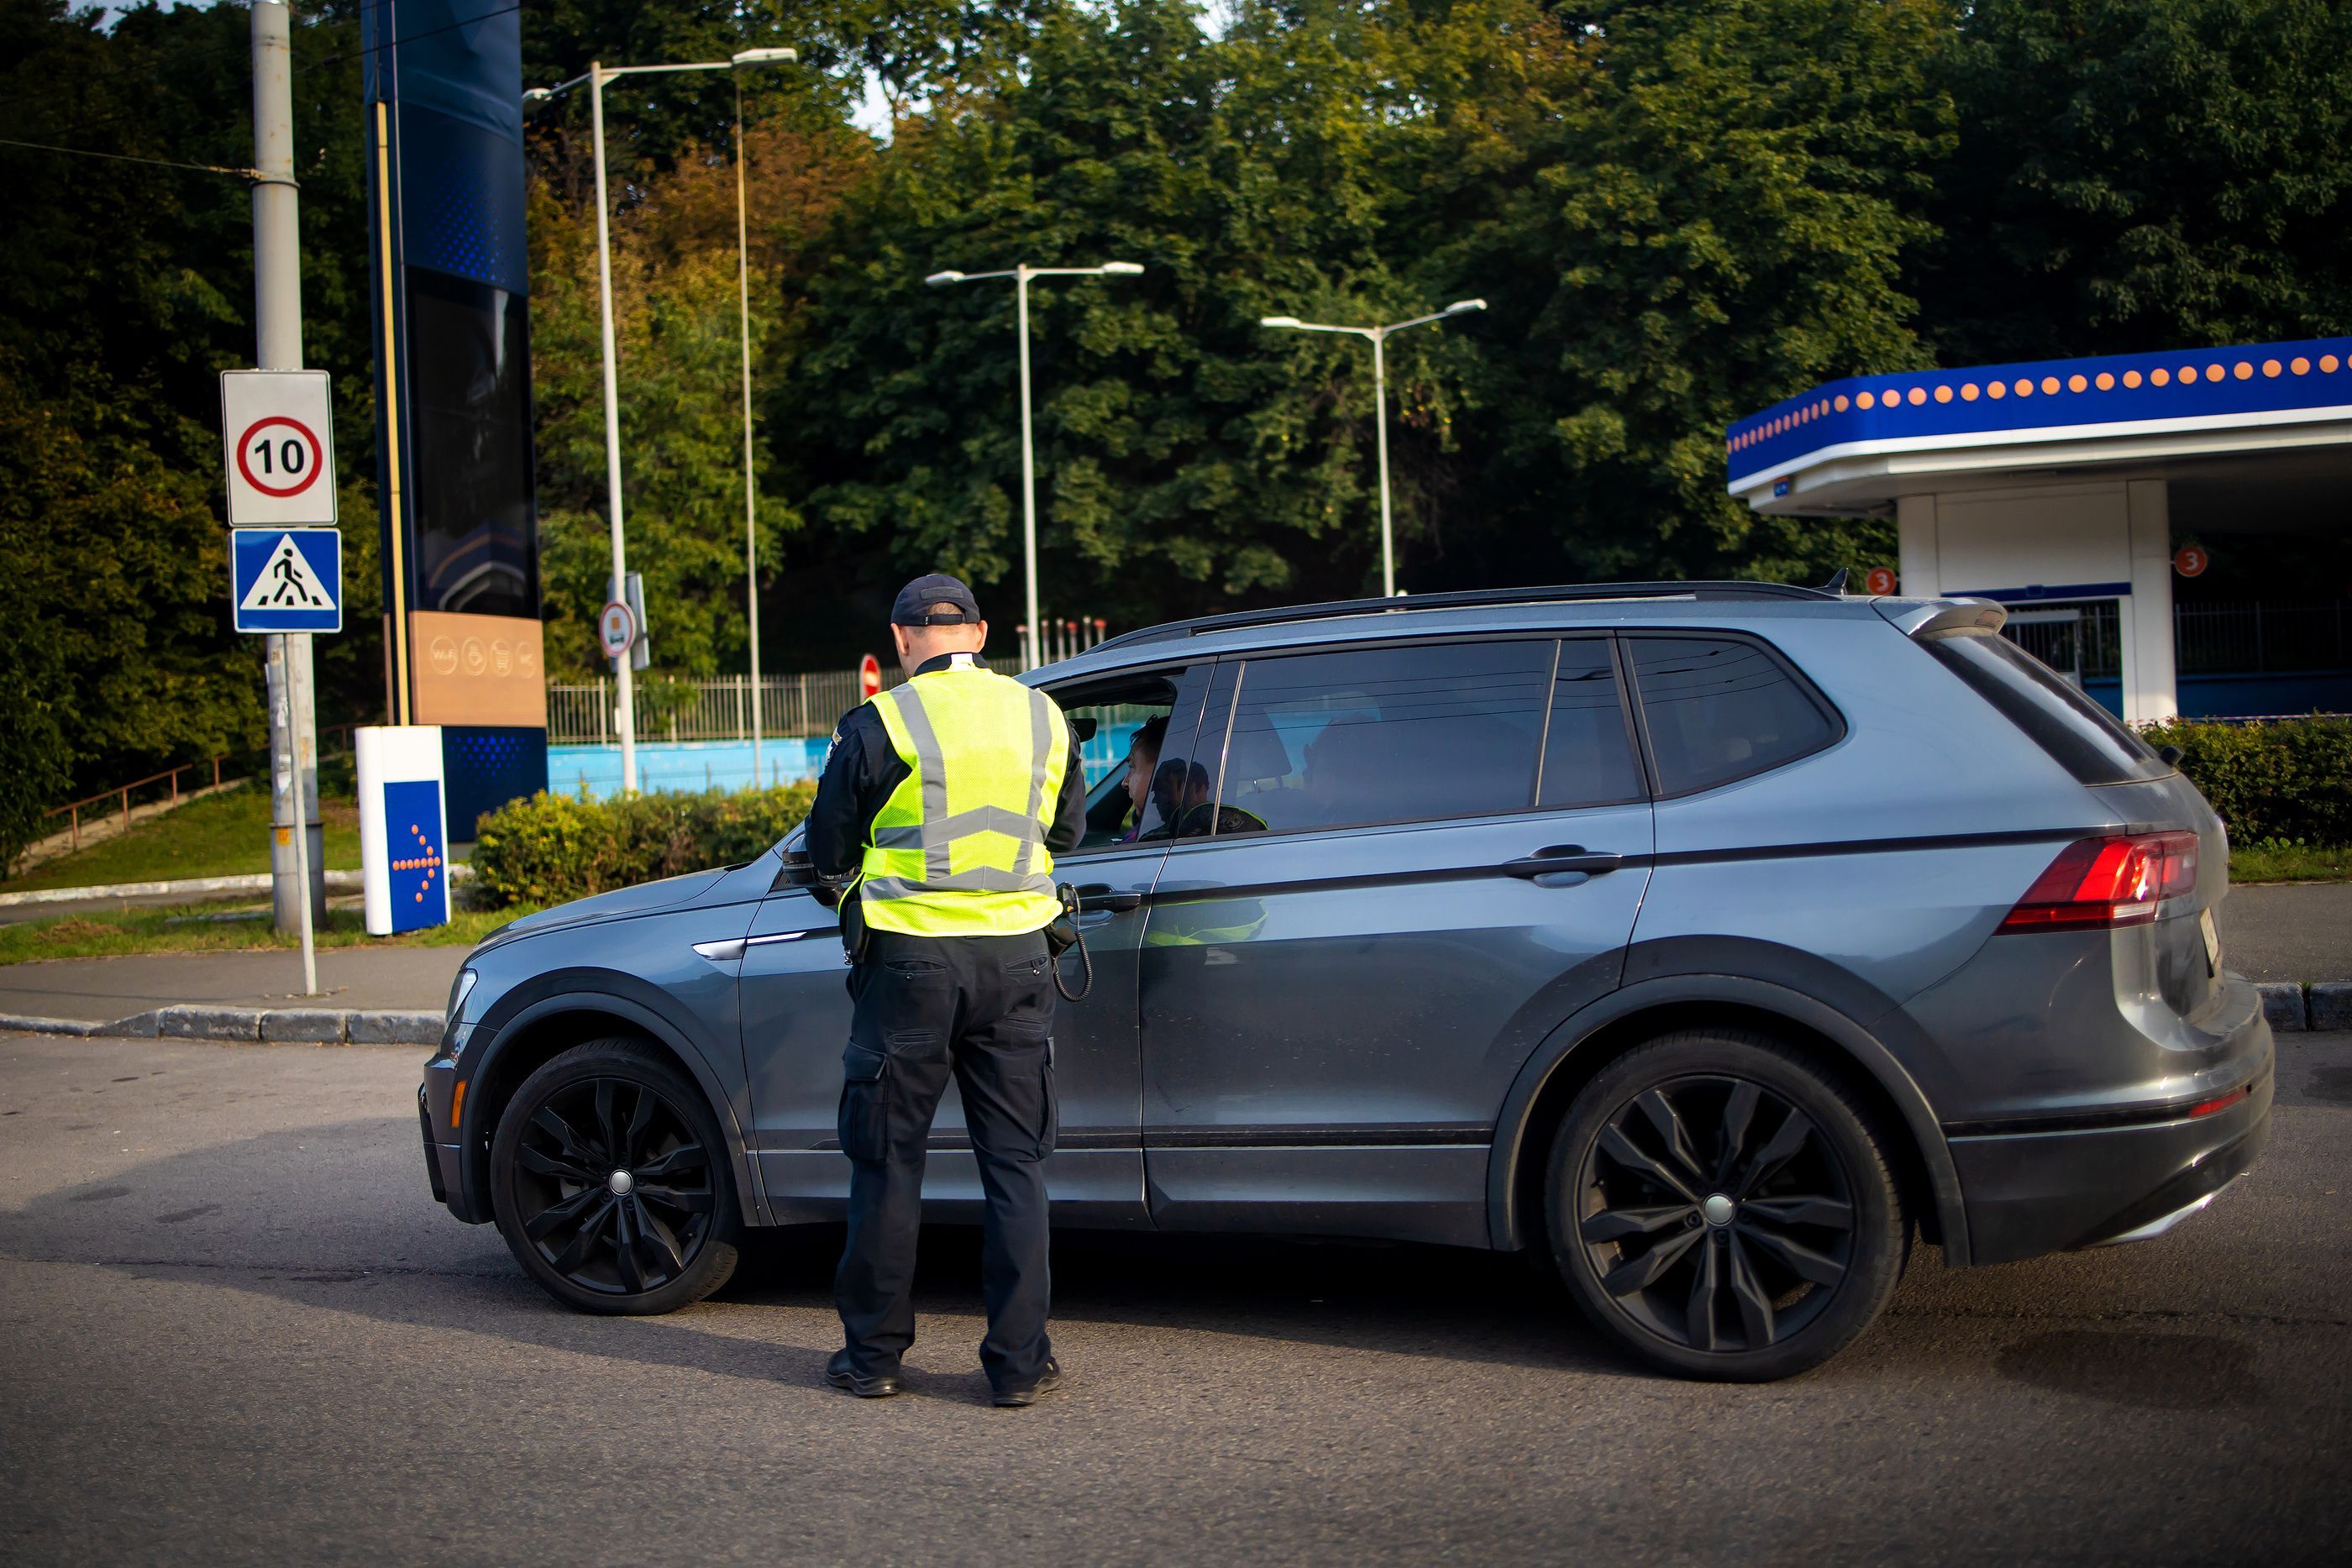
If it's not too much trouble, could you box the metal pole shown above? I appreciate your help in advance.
[734,76,764,784]
[252,0,317,988]
[1016,265,1041,672]
[1371,330,1395,598]
[589,64,638,794]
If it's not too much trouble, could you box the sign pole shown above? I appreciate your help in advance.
[251,0,318,983]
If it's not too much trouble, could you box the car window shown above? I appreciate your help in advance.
[1046,667,1211,852]
[1628,635,1837,795]
[1921,629,2171,786]
[1539,638,1646,808]
[1214,640,1552,834]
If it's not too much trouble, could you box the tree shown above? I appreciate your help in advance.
[1920,0,2352,365]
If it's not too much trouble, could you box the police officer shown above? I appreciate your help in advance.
[805,573,1086,1406]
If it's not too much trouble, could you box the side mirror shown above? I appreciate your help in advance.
[1070,715,1098,743]
[2158,744,2184,767]
[772,847,820,891]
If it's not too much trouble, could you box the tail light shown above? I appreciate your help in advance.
[1999,831,2199,933]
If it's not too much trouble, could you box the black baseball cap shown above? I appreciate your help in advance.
[890,573,982,626]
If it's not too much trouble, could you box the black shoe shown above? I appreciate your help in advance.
[991,1359,1062,1408]
[827,1349,901,1399]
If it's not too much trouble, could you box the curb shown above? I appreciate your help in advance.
[0,1006,444,1046]
[2255,982,2352,1034]
[0,864,470,910]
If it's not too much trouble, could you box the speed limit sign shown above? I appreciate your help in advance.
[220,370,336,525]
[598,600,638,660]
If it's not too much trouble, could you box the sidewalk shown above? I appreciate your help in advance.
[2216,879,2352,983]
[0,947,465,1022]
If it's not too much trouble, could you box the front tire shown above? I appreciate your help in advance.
[491,1038,741,1314]
[1547,1030,1905,1381]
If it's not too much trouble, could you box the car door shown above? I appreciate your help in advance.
[1137,636,1655,1246]
[734,660,1210,1229]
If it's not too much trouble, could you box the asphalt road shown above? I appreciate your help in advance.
[1,1033,2345,1566]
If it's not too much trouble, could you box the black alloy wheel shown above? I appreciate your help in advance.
[491,1039,741,1315]
[1548,1030,1906,1381]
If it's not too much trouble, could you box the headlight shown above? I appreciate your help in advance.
[444,966,479,1027]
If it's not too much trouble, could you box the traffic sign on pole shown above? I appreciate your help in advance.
[858,653,883,701]
[220,370,336,525]
[2174,544,2210,578]
[232,528,342,633]
[1864,566,1898,596]
[598,600,637,661]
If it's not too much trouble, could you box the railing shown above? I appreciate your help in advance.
[45,756,233,853]
[1998,600,2349,684]
[546,669,910,747]
[2174,600,2349,674]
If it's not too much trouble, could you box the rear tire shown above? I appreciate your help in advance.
[1546,1029,1906,1381]
[491,1038,741,1315]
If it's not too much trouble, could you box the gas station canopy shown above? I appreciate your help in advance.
[1724,338,2352,722]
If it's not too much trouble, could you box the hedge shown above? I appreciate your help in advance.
[470,782,816,909]
[2140,716,2352,848]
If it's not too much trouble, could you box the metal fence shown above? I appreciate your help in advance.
[546,669,906,746]
[2173,600,2349,674]
[1998,600,2349,684]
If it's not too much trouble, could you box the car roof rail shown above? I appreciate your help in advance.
[1090,579,1840,653]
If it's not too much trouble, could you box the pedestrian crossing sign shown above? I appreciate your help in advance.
[231,527,341,633]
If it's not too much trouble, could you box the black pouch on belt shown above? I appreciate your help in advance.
[839,886,870,967]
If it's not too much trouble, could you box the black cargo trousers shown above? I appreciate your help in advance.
[835,925,1059,1390]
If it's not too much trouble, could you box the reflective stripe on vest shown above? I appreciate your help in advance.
[858,667,1068,936]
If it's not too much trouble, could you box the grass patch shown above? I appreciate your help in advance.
[4,781,361,894]
[0,902,534,963]
[2230,841,2352,884]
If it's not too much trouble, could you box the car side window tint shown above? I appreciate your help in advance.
[1539,639,1646,807]
[1629,636,1836,795]
[1216,641,1551,834]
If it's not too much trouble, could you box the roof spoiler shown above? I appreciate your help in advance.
[1874,599,2008,638]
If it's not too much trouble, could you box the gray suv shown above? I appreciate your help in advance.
[419,582,2273,1380]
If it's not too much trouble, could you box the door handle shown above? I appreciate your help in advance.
[1499,845,1622,878]
[1074,885,1143,913]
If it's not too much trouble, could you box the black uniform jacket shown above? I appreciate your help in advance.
[806,653,1088,884]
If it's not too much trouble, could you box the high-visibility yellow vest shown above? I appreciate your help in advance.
[858,664,1071,937]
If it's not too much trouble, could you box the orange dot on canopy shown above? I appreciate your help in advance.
[2124,370,2143,388]
[2014,379,2034,396]
[1987,381,2006,399]
[2152,368,2171,386]
[1907,387,1926,406]
[2323,354,2343,373]
[2292,357,2311,375]
[2234,361,2253,380]
[2067,375,2087,393]
[2095,372,2114,391]
[1961,383,1979,401]
[1835,395,1850,412]
[2040,376,2061,395]
[1935,385,1954,403]
[2262,359,2281,378]
[2204,364,2225,382]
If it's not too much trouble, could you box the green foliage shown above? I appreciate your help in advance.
[470,782,818,908]
[2141,716,2352,847]
[1922,0,2352,361]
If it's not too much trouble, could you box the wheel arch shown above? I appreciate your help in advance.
[458,978,764,1230]
[1486,973,1970,1267]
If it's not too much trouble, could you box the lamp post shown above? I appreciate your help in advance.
[1260,299,1486,598]
[525,46,796,793]
[926,261,1146,671]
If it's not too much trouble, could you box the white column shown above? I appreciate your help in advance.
[1896,494,1940,597]
[2124,479,2177,722]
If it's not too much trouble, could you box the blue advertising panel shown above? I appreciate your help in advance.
[363,0,546,818]
[381,777,449,931]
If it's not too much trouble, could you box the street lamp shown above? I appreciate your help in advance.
[525,47,797,793]
[926,260,1147,670]
[1260,298,1486,598]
